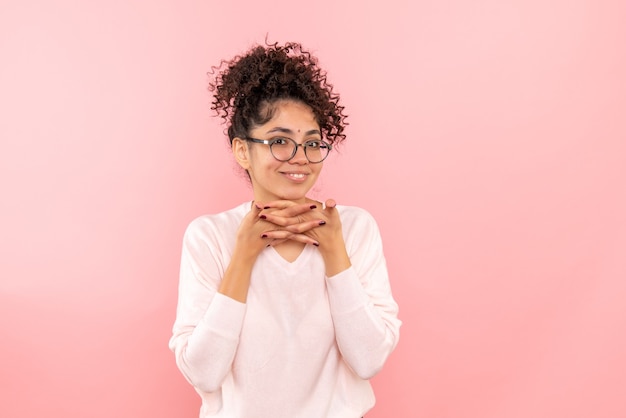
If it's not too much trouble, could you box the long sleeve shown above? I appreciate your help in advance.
[168,215,246,393]
[325,207,401,379]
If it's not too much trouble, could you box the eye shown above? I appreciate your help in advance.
[304,140,322,149]
[270,137,291,146]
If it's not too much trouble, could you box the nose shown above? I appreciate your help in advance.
[290,143,308,164]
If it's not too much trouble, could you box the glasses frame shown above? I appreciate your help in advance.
[244,136,332,164]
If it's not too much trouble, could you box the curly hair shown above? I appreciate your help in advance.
[208,41,347,146]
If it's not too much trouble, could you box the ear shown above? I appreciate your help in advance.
[232,137,251,170]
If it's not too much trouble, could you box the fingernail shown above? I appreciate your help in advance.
[264,206,271,209]
[313,242,319,247]
[310,204,317,209]
[319,220,326,225]
[261,234,268,238]
[260,215,267,219]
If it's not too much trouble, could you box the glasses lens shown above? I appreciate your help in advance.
[269,139,295,161]
[304,141,329,163]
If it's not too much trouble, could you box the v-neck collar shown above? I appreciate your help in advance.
[265,243,314,268]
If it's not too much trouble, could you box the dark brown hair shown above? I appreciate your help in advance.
[209,41,347,146]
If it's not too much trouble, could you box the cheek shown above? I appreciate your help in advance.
[312,163,324,176]
[248,154,279,177]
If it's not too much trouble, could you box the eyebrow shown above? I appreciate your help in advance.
[265,127,321,136]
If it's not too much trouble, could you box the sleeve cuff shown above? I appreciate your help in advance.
[199,292,247,339]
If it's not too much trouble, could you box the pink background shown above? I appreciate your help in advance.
[1,0,625,417]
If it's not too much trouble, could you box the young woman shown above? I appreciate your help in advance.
[169,41,401,418]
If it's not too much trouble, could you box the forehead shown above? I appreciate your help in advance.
[259,100,319,132]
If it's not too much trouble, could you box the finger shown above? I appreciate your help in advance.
[259,206,318,227]
[265,234,318,247]
[260,211,313,227]
[261,228,320,245]
[260,200,299,210]
[261,201,318,217]
[284,233,320,246]
[284,219,326,234]
[266,238,288,247]
[260,229,296,240]
[243,203,264,226]
[324,198,337,209]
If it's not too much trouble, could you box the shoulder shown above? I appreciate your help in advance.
[183,201,250,244]
[336,205,380,235]
[336,205,386,259]
[337,204,377,223]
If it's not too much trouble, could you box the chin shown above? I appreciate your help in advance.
[278,194,308,202]
[276,189,311,202]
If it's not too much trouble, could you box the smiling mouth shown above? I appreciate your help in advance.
[282,172,308,180]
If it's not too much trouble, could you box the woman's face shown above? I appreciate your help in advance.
[233,100,323,204]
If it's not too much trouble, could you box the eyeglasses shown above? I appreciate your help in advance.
[245,136,332,163]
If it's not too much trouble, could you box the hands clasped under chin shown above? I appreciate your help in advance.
[235,199,351,275]
[253,199,344,250]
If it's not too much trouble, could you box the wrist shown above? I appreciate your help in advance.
[232,241,264,265]
[318,241,351,277]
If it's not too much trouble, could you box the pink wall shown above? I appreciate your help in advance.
[1,1,625,417]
